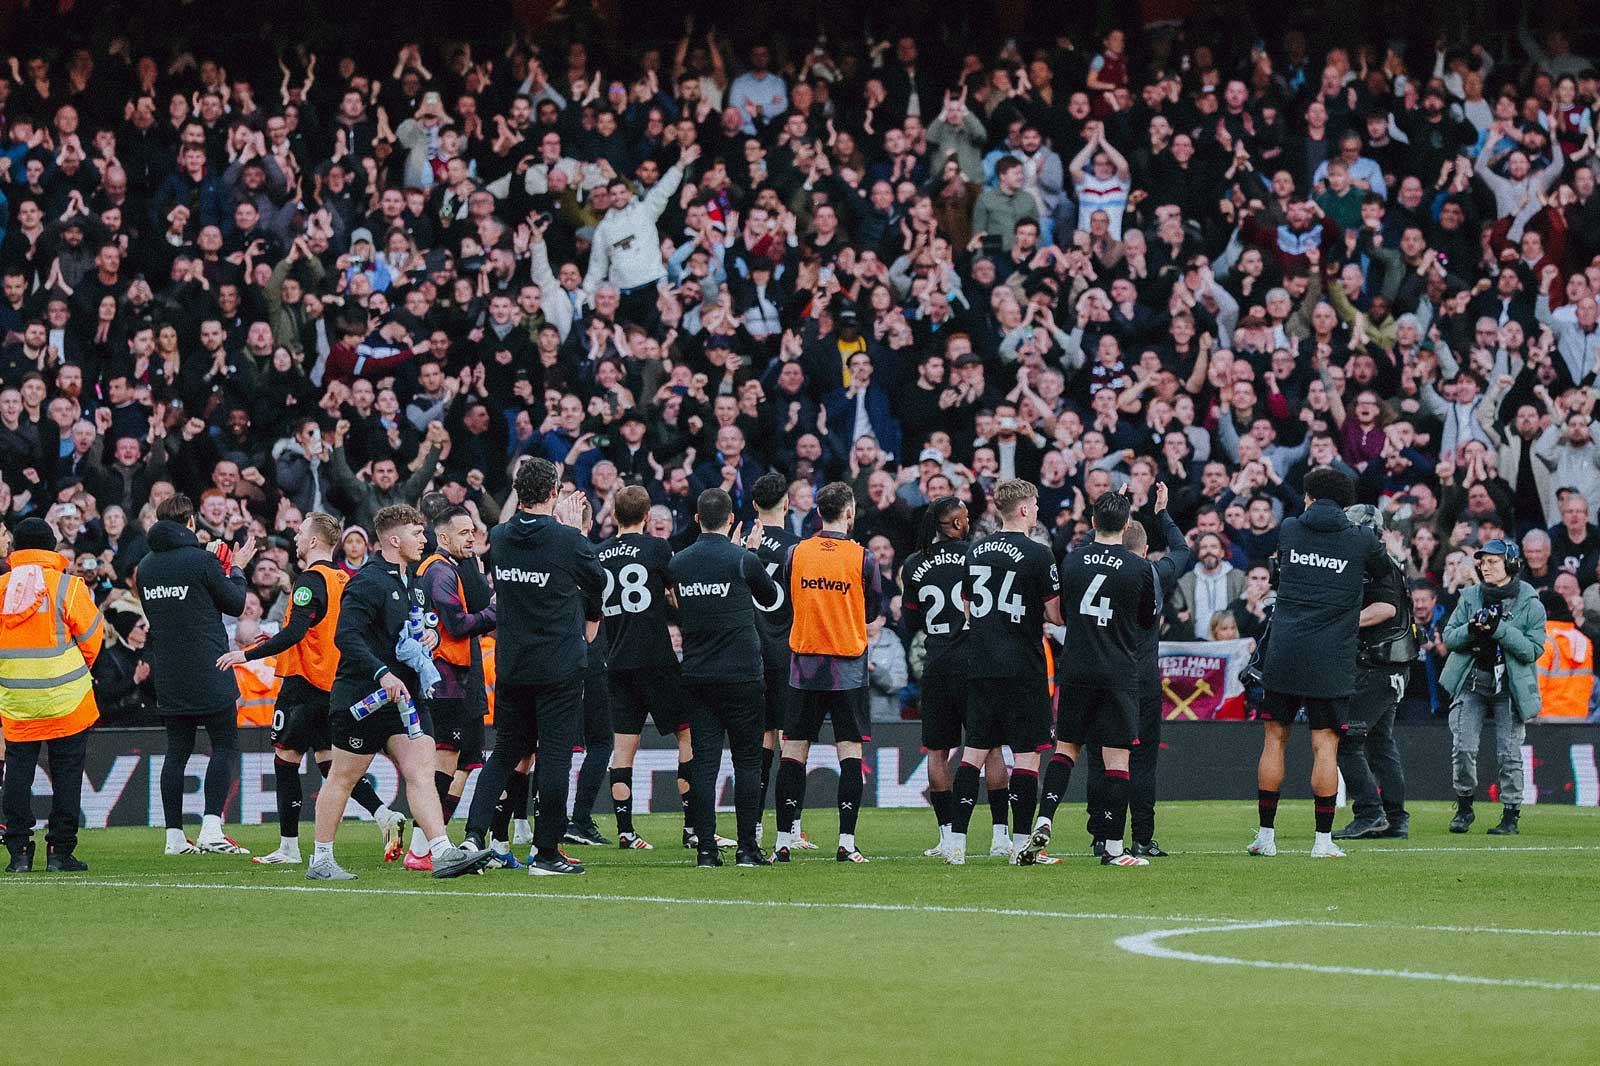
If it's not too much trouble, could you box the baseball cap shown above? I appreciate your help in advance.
[620,408,648,426]
[1474,537,1522,564]
[953,353,982,367]
[918,447,943,464]
[349,227,375,248]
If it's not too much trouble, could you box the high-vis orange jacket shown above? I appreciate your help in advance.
[1537,620,1593,719]
[0,549,103,742]
[234,656,282,726]
[788,535,868,657]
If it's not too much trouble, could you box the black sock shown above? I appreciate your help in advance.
[837,757,863,836]
[952,762,981,834]
[435,771,453,811]
[493,770,527,843]
[611,767,635,835]
[273,756,302,839]
[929,789,953,829]
[347,768,382,816]
[1258,788,1280,830]
[442,791,461,823]
[678,762,692,826]
[760,747,775,801]
[1039,753,1074,820]
[316,759,333,781]
[1457,791,1475,810]
[1103,769,1130,844]
[987,784,1008,829]
[775,757,806,835]
[1009,768,1038,836]
[1314,793,1337,835]
[510,772,531,820]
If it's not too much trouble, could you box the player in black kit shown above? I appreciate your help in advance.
[668,488,782,868]
[901,496,1012,858]
[750,473,798,826]
[944,480,1062,866]
[1081,482,1189,857]
[1021,489,1157,867]
[601,486,709,850]
[463,459,605,876]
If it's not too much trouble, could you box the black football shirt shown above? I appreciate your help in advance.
[1058,540,1157,691]
[902,540,970,665]
[964,531,1060,679]
[596,532,677,670]
[753,524,801,673]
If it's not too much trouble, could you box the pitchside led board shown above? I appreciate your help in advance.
[10,723,1600,827]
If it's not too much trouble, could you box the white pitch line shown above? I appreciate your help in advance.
[1115,922,1600,992]
[5,879,1600,943]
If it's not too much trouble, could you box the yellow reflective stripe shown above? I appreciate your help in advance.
[0,663,91,689]
[1537,666,1590,679]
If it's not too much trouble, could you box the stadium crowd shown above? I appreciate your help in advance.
[0,6,1598,733]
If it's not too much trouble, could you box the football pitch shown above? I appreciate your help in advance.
[3,802,1596,1066]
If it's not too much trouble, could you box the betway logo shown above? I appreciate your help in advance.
[677,581,731,597]
[142,585,190,601]
[1288,549,1348,574]
[495,567,550,586]
[800,577,852,593]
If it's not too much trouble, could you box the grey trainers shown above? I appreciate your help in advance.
[305,857,357,881]
[431,844,496,879]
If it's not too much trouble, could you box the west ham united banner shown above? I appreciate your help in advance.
[1158,639,1253,721]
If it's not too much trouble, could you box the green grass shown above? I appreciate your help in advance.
[4,802,1598,1066]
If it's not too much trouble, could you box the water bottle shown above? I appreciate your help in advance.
[406,605,426,641]
[350,688,390,720]
[399,695,423,740]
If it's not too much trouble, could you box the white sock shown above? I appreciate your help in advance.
[513,818,531,838]
[1257,827,1276,844]
[1011,832,1028,853]
[991,823,1009,844]
[313,841,334,862]
[165,828,189,849]
[949,832,966,852]
[409,825,428,856]
[490,839,508,853]
[375,804,397,823]
[1314,831,1333,849]
[938,824,951,843]
[200,813,224,838]
[1034,814,1051,830]
[280,836,300,854]
[839,833,855,853]
[427,835,452,859]
[1105,839,1125,857]
[775,830,793,849]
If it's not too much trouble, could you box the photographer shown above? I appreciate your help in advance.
[1333,505,1415,841]
[1439,540,1548,837]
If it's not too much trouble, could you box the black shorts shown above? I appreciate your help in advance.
[271,676,332,754]
[1056,683,1140,749]
[965,674,1053,752]
[609,666,688,736]
[1259,690,1349,732]
[330,687,436,755]
[429,697,485,768]
[784,686,871,743]
[762,667,790,732]
[920,653,967,751]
